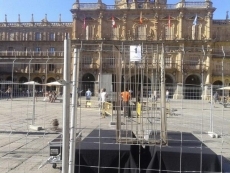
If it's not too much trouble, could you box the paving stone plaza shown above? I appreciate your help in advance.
[0,95,230,173]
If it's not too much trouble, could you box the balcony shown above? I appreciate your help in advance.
[212,70,230,76]
[212,50,230,57]
[0,51,64,57]
[102,63,116,69]
[183,64,204,71]
[82,63,99,69]
[121,62,177,70]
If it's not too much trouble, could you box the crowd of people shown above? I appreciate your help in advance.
[43,91,57,103]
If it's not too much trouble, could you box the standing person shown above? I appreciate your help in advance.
[213,91,218,106]
[35,89,37,102]
[100,88,107,118]
[153,90,157,101]
[5,86,12,101]
[97,89,101,108]
[121,88,131,117]
[85,88,92,107]
[128,89,133,99]
[166,90,169,102]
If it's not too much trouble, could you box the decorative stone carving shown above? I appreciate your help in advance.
[99,12,103,19]
[154,13,158,19]
[179,12,183,18]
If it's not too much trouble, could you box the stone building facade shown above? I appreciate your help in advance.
[0,0,230,98]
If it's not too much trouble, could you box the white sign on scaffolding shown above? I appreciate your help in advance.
[130,45,142,61]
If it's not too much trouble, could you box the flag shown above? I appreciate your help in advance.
[193,14,198,25]
[168,15,171,27]
[112,16,116,28]
[82,16,86,29]
[140,11,143,24]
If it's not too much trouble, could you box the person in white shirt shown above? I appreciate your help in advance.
[100,88,107,103]
[100,88,107,117]
[166,90,169,102]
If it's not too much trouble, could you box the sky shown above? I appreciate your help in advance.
[0,0,229,22]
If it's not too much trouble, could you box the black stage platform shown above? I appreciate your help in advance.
[75,129,222,173]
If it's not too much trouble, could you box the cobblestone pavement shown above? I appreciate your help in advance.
[0,96,229,172]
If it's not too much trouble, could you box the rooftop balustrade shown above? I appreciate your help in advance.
[0,22,72,27]
[76,1,211,10]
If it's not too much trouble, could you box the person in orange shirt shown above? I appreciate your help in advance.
[121,88,131,117]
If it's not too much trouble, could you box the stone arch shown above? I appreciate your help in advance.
[212,80,223,94]
[19,77,28,91]
[213,80,222,86]
[81,73,95,96]
[47,77,56,91]
[6,76,12,81]
[33,77,42,91]
[185,74,201,99]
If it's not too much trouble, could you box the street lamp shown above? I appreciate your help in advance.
[222,46,226,105]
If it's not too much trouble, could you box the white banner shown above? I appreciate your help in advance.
[130,45,142,61]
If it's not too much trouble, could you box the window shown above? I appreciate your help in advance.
[86,25,93,40]
[190,57,199,65]
[192,25,202,40]
[138,3,143,8]
[103,56,115,68]
[216,64,221,71]
[50,47,55,53]
[22,33,28,41]
[165,25,174,40]
[8,47,13,51]
[108,56,115,66]
[35,64,40,71]
[136,25,146,40]
[9,33,15,41]
[83,56,92,64]
[35,32,41,41]
[36,47,41,52]
[49,64,54,71]
[50,33,55,41]
[111,27,119,40]
[165,56,171,68]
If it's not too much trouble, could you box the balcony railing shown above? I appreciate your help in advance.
[81,63,99,69]
[0,51,64,57]
[11,67,63,74]
[121,62,178,69]
[213,70,230,76]
[212,50,230,56]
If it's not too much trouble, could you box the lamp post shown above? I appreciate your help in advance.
[160,43,167,144]
[222,46,226,105]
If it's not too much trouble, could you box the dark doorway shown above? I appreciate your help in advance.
[129,74,151,97]
[213,80,223,96]
[47,77,56,91]
[112,74,123,92]
[81,73,95,96]
[33,77,42,92]
[185,75,201,99]
[19,77,28,93]
[6,76,12,81]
